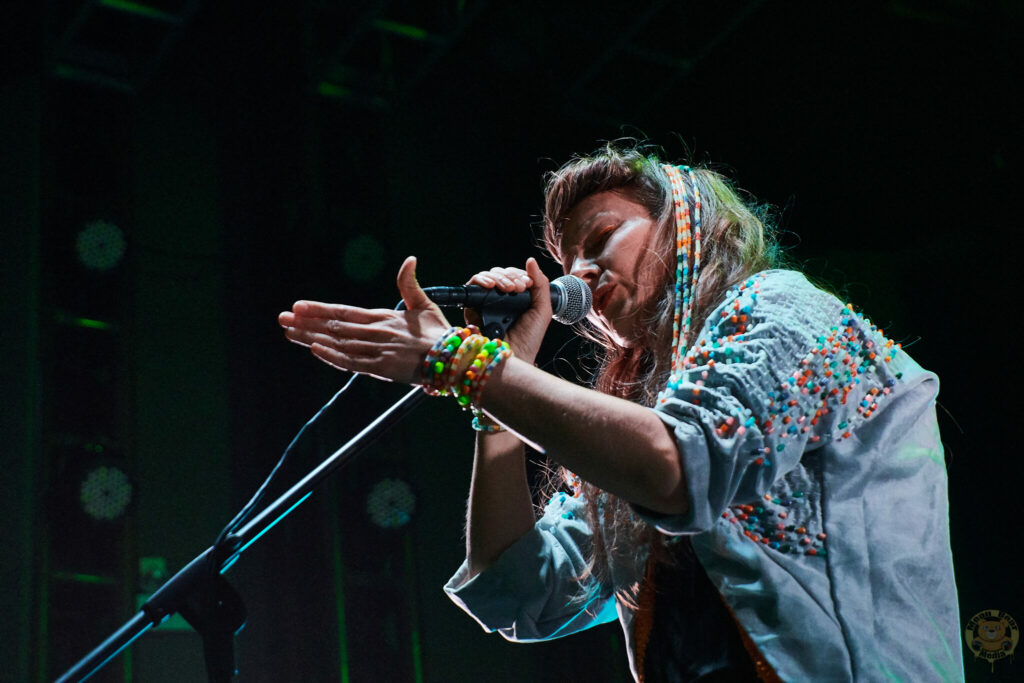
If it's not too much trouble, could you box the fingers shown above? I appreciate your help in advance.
[466,267,532,292]
[286,321,381,357]
[464,266,532,327]
[279,303,392,350]
[280,298,398,346]
[282,318,394,349]
[279,258,449,385]
[287,301,388,323]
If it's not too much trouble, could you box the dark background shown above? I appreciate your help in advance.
[2,1,1020,681]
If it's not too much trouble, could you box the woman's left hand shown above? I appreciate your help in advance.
[278,256,452,384]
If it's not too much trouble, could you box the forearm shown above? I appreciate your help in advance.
[466,429,536,578]
[478,357,688,515]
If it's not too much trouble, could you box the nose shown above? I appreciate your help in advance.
[568,256,599,288]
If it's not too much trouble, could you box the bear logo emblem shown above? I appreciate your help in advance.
[965,609,1018,673]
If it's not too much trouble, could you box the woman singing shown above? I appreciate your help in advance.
[280,143,962,681]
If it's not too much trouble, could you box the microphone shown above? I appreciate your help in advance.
[422,275,592,325]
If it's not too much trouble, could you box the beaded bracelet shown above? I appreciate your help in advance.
[421,325,479,395]
[421,326,513,411]
[456,338,512,409]
[449,334,487,392]
[471,409,506,433]
[457,339,497,407]
[469,343,512,408]
[421,326,458,394]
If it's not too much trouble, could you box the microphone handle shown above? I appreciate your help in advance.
[422,286,536,313]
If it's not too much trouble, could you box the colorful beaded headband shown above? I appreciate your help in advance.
[661,165,702,399]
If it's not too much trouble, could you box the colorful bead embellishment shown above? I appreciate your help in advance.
[723,493,828,558]
[663,272,902,450]
[755,301,901,447]
[565,470,583,498]
[673,272,906,558]
[660,164,703,403]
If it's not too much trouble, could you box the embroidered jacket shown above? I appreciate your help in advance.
[445,270,963,681]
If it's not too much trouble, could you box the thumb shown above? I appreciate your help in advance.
[525,258,552,313]
[397,256,437,312]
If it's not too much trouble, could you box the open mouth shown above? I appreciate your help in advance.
[592,283,615,315]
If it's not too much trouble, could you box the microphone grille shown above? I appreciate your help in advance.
[551,275,592,325]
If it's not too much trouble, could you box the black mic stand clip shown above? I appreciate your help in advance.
[140,540,247,683]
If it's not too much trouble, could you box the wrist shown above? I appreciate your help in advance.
[420,326,513,410]
[474,353,515,409]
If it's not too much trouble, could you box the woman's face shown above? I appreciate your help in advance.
[559,190,661,347]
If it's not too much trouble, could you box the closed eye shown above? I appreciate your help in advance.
[560,223,618,273]
[585,225,617,256]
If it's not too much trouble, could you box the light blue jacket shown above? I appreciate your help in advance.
[446,270,963,681]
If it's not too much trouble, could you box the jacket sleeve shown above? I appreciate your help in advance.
[444,491,619,642]
[640,270,902,534]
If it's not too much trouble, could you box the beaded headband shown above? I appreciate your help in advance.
[660,164,702,400]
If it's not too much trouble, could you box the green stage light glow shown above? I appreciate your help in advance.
[50,571,118,585]
[318,82,389,109]
[100,0,181,24]
[372,19,429,41]
[73,317,111,330]
[319,82,349,99]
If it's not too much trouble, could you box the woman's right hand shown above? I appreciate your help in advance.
[464,258,552,365]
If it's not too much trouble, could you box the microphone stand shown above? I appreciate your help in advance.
[58,299,529,683]
[56,384,427,683]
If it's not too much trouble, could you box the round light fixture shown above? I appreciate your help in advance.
[76,219,126,271]
[79,464,133,522]
[365,477,415,529]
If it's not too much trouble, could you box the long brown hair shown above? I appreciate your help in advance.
[541,141,783,596]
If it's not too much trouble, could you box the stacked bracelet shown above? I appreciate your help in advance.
[455,338,512,408]
[421,325,479,396]
[449,334,487,392]
[469,341,512,408]
[421,326,513,413]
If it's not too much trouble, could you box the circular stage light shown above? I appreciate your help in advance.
[76,219,126,271]
[79,464,133,522]
[365,477,416,529]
